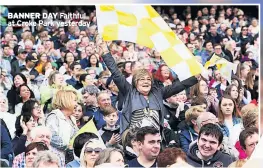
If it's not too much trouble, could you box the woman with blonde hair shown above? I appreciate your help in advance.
[80,139,105,168]
[94,148,125,167]
[179,106,205,152]
[45,90,79,166]
[40,71,78,113]
[245,70,257,100]
[236,63,250,85]
[224,40,239,62]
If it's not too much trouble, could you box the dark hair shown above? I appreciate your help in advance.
[87,54,99,67]
[203,40,213,48]
[231,75,242,91]
[64,51,75,64]
[21,99,39,117]
[15,113,34,137]
[122,61,132,78]
[218,94,239,124]
[73,132,98,158]
[214,43,222,48]
[25,142,49,155]
[69,62,80,71]
[3,44,9,49]
[136,126,159,143]
[198,123,223,145]
[157,147,186,167]
[191,96,208,107]
[16,84,35,103]
[14,45,21,56]
[79,74,89,84]
[239,127,258,150]
[12,73,27,89]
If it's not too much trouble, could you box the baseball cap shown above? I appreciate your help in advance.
[18,49,27,54]
[26,52,38,63]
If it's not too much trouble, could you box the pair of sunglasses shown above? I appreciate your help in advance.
[85,147,103,153]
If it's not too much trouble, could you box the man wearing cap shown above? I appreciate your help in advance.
[10,49,27,76]
[20,52,39,80]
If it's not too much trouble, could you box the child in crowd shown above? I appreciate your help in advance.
[98,105,122,150]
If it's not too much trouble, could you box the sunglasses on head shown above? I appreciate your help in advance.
[85,147,102,153]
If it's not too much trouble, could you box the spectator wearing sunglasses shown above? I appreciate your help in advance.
[66,132,98,168]
[80,139,105,168]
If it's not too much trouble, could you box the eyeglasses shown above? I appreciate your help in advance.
[33,105,41,110]
[242,29,248,31]
[85,147,103,154]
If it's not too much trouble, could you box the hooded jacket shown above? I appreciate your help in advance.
[102,53,198,133]
[163,101,188,131]
[186,142,235,167]
[98,125,120,144]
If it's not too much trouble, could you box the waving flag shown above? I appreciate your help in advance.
[204,54,237,83]
[69,117,105,147]
[96,5,203,81]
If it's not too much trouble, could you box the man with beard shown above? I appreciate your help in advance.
[128,126,161,168]
[187,123,234,167]
[20,52,39,81]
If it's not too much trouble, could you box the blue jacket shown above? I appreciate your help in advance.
[66,159,80,168]
[80,58,88,69]
[219,117,242,137]
[1,124,13,160]
[179,127,198,153]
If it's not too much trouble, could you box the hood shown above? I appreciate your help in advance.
[163,100,179,109]
[163,101,179,119]
[188,141,224,166]
[102,125,120,132]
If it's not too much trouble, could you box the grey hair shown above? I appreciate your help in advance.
[94,148,124,166]
[81,85,100,95]
[0,93,8,112]
[30,126,51,140]
[32,151,59,168]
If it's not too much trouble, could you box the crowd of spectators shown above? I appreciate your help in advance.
[0,5,259,168]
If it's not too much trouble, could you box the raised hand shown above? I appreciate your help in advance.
[20,116,28,135]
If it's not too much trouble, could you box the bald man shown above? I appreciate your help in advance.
[196,112,218,130]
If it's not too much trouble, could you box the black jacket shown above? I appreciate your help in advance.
[186,142,235,167]
[163,101,188,131]
[98,125,120,144]
[102,53,198,133]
